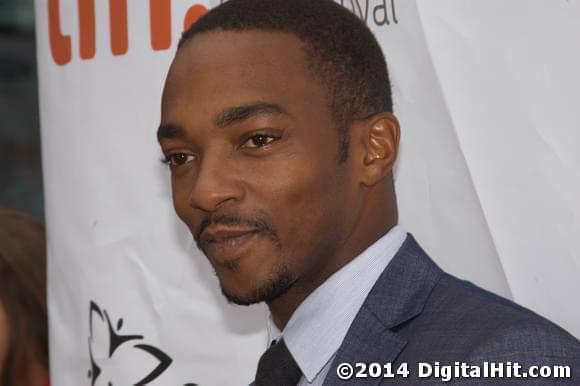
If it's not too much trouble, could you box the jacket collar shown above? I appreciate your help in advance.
[323,234,443,386]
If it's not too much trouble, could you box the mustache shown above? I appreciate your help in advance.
[193,212,280,247]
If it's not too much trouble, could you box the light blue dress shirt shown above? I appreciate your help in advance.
[266,225,407,385]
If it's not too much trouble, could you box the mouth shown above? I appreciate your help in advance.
[200,227,261,261]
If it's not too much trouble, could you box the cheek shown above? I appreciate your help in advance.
[255,156,351,253]
[171,173,193,222]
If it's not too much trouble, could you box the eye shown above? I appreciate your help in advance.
[242,134,278,149]
[162,153,196,166]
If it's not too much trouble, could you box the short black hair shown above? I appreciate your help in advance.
[179,0,392,162]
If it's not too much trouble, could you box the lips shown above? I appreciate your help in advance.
[200,226,261,259]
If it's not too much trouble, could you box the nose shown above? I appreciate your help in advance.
[187,151,244,212]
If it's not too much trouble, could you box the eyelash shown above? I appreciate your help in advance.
[161,153,196,167]
[242,133,280,149]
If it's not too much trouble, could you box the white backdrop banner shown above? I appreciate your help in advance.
[36,1,580,385]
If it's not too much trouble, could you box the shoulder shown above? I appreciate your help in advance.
[390,272,580,384]
[416,272,580,361]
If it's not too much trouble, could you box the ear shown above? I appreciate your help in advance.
[357,113,400,187]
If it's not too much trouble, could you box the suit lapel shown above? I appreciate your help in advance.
[324,234,443,386]
[323,306,407,386]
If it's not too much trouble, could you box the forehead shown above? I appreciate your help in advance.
[162,30,327,124]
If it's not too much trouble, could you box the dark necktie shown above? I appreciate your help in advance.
[254,339,302,386]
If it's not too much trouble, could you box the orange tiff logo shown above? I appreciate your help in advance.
[48,0,208,65]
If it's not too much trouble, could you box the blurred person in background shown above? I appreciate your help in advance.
[0,208,49,386]
[1,0,48,383]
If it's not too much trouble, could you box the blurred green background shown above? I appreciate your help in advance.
[0,0,43,219]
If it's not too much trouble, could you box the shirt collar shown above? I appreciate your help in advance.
[266,225,407,382]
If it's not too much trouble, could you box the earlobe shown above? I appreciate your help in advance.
[360,113,400,186]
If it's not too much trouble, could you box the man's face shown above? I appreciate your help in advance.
[159,31,361,305]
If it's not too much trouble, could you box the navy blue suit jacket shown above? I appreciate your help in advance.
[320,234,580,385]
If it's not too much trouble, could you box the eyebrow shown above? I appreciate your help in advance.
[157,102,288,140]
[157,123,185,141]
[214,102,288,128]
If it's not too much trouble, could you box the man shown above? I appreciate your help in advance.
[157,0,580,384]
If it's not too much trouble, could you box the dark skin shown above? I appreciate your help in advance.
[159,30,400,330]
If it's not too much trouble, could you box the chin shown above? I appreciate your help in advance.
[218,266,295,306]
